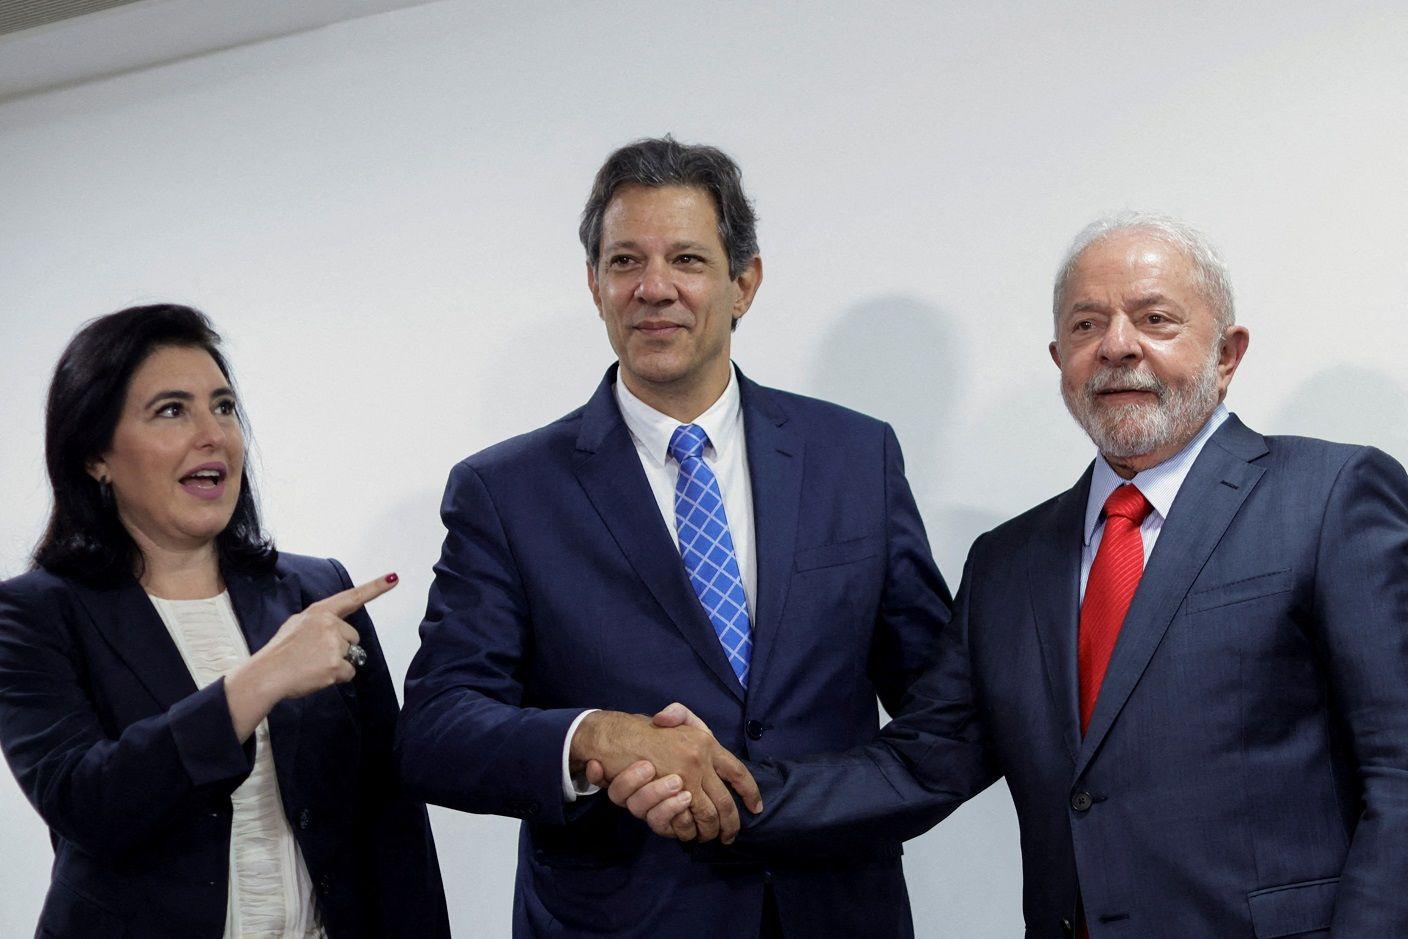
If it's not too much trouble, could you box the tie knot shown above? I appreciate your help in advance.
[669,424,710,463]
[1104,484,1152,524]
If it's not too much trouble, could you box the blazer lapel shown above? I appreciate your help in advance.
[223,565,298,656]
[736,371,804,700]
[1075,416,1268,777]
[226,564,307,775]
[573,367,745,701]
[73,579,197,710]
[1028,468,1091,763]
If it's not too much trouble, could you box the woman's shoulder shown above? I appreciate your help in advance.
[269,552,352,599]
[0,566,80,607]
[0,568,90,644]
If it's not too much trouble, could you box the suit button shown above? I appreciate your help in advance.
[1070,790,1093,812]
[317,873,334,895]
[745,719,764,741]
[297,809,312,830]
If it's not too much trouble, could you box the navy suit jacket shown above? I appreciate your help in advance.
[742,416,1408,938]
[0,553,449,939]
[396,365,951,937]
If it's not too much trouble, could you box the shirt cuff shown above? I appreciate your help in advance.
[562,708,602,802]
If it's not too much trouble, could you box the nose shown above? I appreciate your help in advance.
[634,257,678,306]
[1097,315,1142,365]
[192,408,231,452]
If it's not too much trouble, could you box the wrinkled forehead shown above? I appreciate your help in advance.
[1061,232,1204,309]
[599,184,726,253]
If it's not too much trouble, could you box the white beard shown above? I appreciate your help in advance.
[1062,343,1221,459]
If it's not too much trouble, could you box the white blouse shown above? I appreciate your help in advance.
[148,592,325,939]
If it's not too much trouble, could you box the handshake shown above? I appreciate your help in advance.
[570,705,764,844]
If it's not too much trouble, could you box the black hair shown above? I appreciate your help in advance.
[579,135,759,280]
[33,304,276,585]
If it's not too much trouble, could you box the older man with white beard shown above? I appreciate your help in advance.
[604,213,1408,939]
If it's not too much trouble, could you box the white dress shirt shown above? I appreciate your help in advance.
[1080,403,1230,601]
[148,592,324,939]
[560,366,757,800]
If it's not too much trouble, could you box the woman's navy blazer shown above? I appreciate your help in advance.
[0,552,449,938]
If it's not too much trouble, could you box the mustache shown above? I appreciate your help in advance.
[1084,367,1166,398]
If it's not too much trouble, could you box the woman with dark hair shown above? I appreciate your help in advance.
[0,305,449,938]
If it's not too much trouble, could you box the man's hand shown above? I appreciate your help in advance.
[582,703,761,843]
[571,709,762,843]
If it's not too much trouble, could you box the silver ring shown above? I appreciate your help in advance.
[344,643,368,668]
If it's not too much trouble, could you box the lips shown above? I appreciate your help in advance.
[635,319,686,336]
[178,463,228,501]
[1096,388,1158,398]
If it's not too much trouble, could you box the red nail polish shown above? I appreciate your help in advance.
[385,573,398,584]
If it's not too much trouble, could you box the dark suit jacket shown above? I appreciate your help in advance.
[743,415,1408,938]
[396,365,951,937]
[0,553,449,939]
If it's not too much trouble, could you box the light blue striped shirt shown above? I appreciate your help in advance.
[1080,403,1230,600]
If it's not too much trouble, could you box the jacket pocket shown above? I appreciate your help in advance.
[794,536,879,572]
[1246,876,1337,938]
[1185,569,1293,614]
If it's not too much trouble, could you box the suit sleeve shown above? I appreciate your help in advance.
[396,462,589,825]
[867,423,954,715]
[0,582,253,861]
[327,559,450,938]
[739,545,999,856]
[1314,448,1408,932]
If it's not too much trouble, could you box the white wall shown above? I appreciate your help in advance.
[2,1,1406,934]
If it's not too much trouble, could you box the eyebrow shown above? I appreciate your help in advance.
[1124,293,1176,312]
[602,240,714,255]
[142,387,235,409]
[1067,293,1177,316]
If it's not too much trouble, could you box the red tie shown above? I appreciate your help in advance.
[1078,484,1153,736]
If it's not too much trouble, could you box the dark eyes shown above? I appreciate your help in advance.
[1070,313,1172,333]
[154,399,237,418]
[607,254,704,268]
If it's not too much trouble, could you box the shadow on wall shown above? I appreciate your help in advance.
[813,294,1024,935]
[1270,366,1408,464]
[810,294,961,484]
[809,294,1004,576]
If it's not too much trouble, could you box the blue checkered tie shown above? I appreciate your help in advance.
[669,424,753,688]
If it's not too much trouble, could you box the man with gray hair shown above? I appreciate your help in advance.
[614,213,1408,937]
[396,136,952,936]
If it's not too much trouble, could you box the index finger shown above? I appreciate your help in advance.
[713,749,763,814]
[308,572,399,618]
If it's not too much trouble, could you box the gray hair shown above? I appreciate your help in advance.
[1052,212,1235,334]
[579,135,759,280]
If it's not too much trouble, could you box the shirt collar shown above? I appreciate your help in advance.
[614,365,742,468]
[1083,402,1230,545]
